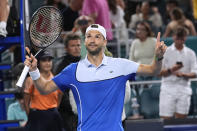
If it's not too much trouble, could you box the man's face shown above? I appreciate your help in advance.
[173,35,186,46]
[166,3,176,12]
[66,39,81,57]
[85,30,106,56]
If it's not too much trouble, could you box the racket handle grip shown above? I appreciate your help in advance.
[16,65,30,87]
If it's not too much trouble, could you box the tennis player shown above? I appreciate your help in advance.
[24,24,167,131]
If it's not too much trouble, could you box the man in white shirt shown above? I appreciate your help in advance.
[159,26,197,119]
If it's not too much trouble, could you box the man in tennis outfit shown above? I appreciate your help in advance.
[24,24,167,131]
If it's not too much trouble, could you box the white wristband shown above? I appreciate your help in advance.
[29,68,40,80]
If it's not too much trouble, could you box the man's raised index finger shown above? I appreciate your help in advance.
[157,32,161,43]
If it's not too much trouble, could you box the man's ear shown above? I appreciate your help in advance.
[104,39,107,46]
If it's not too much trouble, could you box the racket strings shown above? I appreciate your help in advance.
[30,7,63,48]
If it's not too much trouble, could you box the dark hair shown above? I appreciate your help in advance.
[173,26,188,37]
[166,0,178,6]
[170,7,185,21]
[37,50,53,69]
[46,0,55,5]
[137,21,154,37]
[37,50,53,61]
[107,0,117,15]
[14,91,24,100]
[64,33,81,47]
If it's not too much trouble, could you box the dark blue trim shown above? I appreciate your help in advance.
[0,65,11,70]
[0,36,20,44]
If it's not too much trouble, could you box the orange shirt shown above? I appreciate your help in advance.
[24,76,62,110]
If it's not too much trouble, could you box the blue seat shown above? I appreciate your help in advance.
[139,83,161,119]
[189,81,197,116]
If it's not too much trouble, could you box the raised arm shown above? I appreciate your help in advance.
[24,47,58,95]
[136,32,167,76]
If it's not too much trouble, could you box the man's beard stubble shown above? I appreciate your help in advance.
[86,44,103,56]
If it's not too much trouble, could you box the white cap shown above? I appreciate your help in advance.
[85,24,106,39]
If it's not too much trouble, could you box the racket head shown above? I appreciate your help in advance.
[29,6,63,49]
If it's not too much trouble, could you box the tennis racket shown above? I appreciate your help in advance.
[16,6,63,87]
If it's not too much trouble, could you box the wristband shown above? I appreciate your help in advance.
[29,68,40,80]
[155,56,163,61]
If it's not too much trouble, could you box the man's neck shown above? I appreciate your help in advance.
[87,53,104,67]
[175,44,184,51]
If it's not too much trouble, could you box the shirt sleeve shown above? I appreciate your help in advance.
[7,104,15,120]
[120,58,139,75]
[52,64,74,92]
[190,51,197,75]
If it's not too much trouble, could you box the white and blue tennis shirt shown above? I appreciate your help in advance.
[53,55,139,131]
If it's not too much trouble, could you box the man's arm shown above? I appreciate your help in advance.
[136,32,167,76]
[33,77,58,95]
[159,63,183,77]
[24,47,58,95]
[137,57,162,76]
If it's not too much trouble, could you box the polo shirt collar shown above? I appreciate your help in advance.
[84,54,108,67]
[172,43,186,53]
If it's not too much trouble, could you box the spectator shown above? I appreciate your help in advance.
[163,7,197,37]
[0,0,10,37]
[45,0,82,32]
[129,21,156,65]
[129,1,163,33]
[159,26,197,119]
[124,0,141,27]
[53,33,81,131]
[7,90,28,127]
[61,0,83,31]
[45,0,66,10]
[72,15,94,58]
[24,50,64,131]
[129,21,156,100]
[81,0,113,40]
[164,0,178,25]
[116,0,125,10]
[107,0,128,40]
[24,24,167,131]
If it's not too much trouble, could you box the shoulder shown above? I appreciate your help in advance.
[109,57,138,66]
[131,13,140,19]
[185,46,196,55]
[62,62,78,72]
[8,102,18,110]
[163,45,173,57]
[168,21,176,27]
[166,44,173,51]
[131,39,140,44]
[147,37,157,43]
